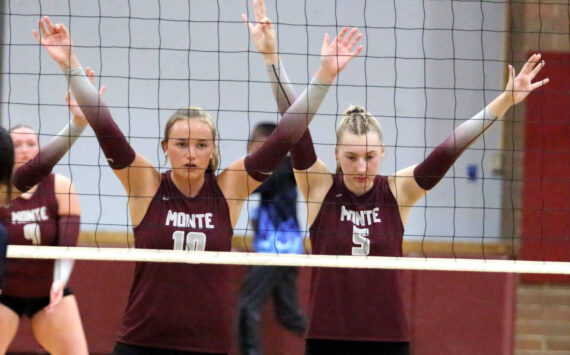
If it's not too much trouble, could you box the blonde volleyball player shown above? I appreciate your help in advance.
[36,16,362,354]
[0,71,102,354]
[243,1,548,354]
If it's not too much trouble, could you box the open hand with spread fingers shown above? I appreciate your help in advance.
[316,27,364,84]
[33,16,79,70]
[504,53,549,105]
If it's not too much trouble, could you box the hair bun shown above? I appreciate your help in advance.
[345,105,365,115]
[176,106,204,117]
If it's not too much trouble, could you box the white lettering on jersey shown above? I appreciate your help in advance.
[23,223,42,245]
[165,210,215,229]
[340,205,381,226]
[172,230,206,251]
[352,226,370,255]
[11,207,49,224]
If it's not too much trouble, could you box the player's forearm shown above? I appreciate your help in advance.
[58,53,81,72]
[245,76,329,181]
[12,120,86,192]
[486,92,514,119]
[53,259,74,285]
[413,105,500,190]
[262,52,279,66]
[315,65,337,85]
[53,214,80,285]
[65,67,135,169]
[266,62,317,170]
[266,61,297,115]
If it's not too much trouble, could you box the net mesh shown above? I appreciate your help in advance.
[1,0,569,273]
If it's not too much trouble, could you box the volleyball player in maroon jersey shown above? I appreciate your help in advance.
[36,15,362,354]
[0,127,15,299]
[1,96,87,302]
[244,2,549,353]
[0,70,102,355]
[1,120,86,301]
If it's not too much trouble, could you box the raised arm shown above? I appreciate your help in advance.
[244,7,320,196]
[12,67,103,193]
[11,116,86,193]
[291,28,362,226]
[241,21,362,181]
[218,68,332,226]
[244,2,363,226]
[34,16,161,226]
[391,53,549,224]
[220,13,362,226]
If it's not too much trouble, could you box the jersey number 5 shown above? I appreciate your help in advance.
[352,226,370,256]
[172,231,206,251]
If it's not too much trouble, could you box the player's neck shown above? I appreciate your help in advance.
[343,175,375,196]
[171,170,205,198]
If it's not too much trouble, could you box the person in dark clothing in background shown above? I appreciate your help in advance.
[238,123,306,355]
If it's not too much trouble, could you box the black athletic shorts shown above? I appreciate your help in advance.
[305,339,411,355]
[113,342,227,355]
[0,288,72,318]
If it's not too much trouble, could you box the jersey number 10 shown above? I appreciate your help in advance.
[172,231,207,251]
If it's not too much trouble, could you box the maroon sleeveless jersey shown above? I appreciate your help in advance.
[117,170,234,353]
[306,174,409,342]
[0,174,59,297]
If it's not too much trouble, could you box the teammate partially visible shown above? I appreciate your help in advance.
[0,68,102,355]
[0,127,15,298]
[1,116,87,301]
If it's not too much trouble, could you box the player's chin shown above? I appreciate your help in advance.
[174,165,206,176]
[351,175,374,190]
[14,158,31,169]
[352,176,368,185]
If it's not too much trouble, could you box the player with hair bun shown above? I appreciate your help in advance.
[244,0,548,353]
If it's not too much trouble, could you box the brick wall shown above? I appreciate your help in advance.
[515,284,570,354]
[506,2,570,355]
[501,0,570,250]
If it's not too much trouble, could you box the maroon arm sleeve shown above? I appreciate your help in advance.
[265,63,317,172]
[244,75,329,181]
[67,67,136,170]
[57,215,80,247]
[12,153,58,192]
[12,121,86,192]
[413,108,498,190]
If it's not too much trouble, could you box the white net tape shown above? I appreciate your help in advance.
[7,245,570,274]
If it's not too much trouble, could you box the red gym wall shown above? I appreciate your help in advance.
[8,259,515,355]
[520,51,570,283]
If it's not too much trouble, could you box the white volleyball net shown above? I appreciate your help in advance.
[1,0,569,275]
